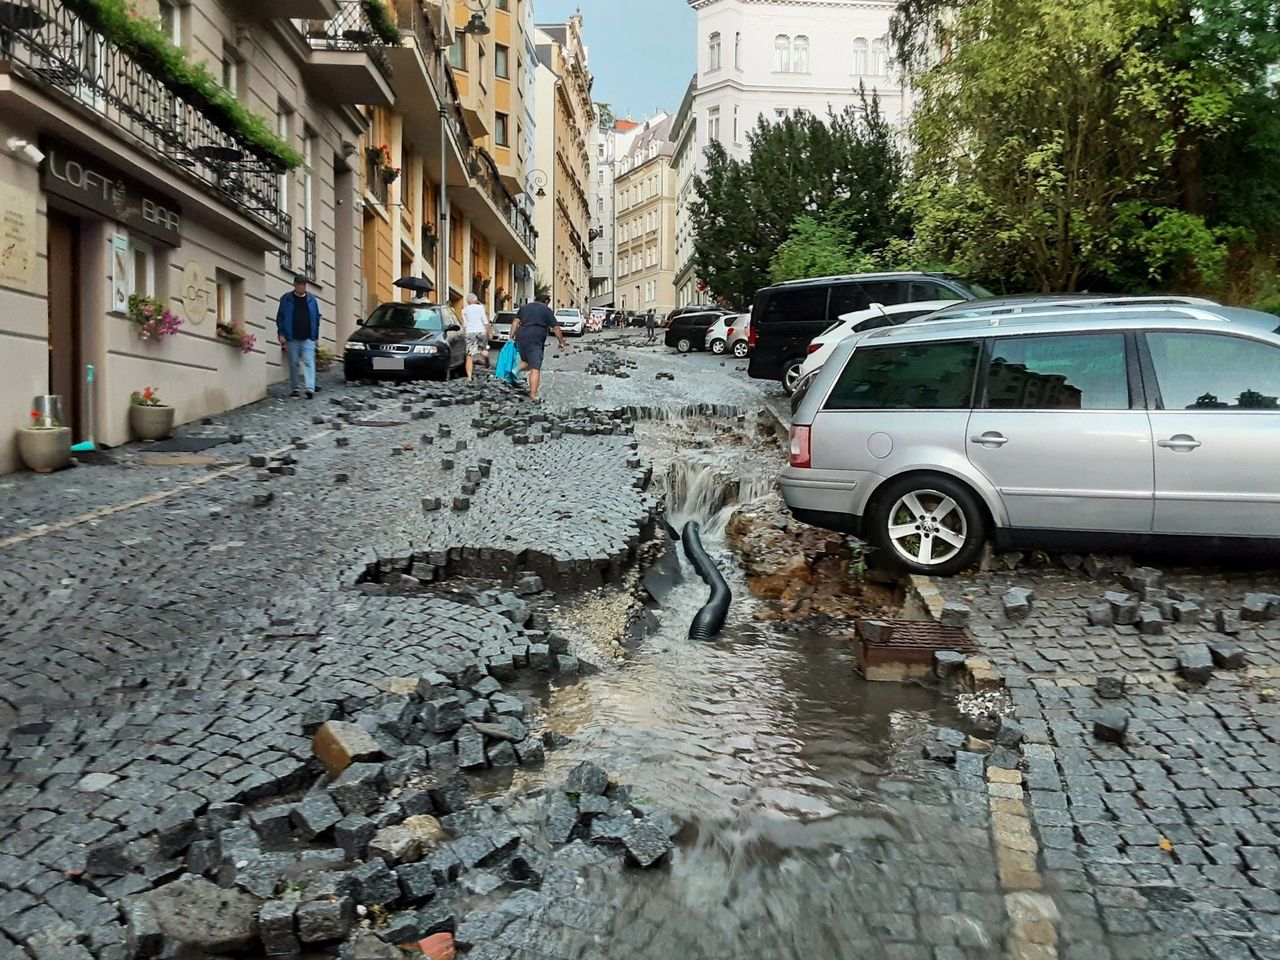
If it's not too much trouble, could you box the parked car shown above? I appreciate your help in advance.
[796,299,961,381]
[781,304,1280,576]
[747,272,991,394]
[665,310,728,352]
[706,314,740,355]
[727,313,752,358]
[490,309,517,345]
[344,302,466,381]
[555,308,586,336]
[921,294,1216,324]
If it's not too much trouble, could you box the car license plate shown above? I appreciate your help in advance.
[373,356,405,371]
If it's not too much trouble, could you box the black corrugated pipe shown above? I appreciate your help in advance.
[682,520,732,641]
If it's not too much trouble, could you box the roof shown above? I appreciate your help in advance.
[623,116,675,162]
[850,305,1280,349]
[927,294,1215,319]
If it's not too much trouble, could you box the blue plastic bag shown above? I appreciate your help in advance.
[494,340,522,386]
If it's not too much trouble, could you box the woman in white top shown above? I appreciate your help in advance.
[461,293,493,380]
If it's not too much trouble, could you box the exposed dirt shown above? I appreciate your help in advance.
[726,492,901,621]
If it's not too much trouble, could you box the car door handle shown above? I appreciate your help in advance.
[969,432,1009,448]
[1158,435,1201,451]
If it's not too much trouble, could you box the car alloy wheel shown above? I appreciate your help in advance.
[732,341,749,358]
[676,338,693,353]
[782,358,805,395]
[868,475,986,576]
[709,339,727,355]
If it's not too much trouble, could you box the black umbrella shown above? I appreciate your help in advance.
[393,276,434,295]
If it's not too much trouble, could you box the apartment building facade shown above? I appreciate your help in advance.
[671,77,709,310]
[588,114,642,310]
[533,16,594,311]
[614,115,677,317]
[0,0,536,475]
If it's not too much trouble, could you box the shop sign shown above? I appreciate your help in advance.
[40,139,182,247]
[179,261,211,325]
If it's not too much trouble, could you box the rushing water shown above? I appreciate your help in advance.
[514,446,1007,959]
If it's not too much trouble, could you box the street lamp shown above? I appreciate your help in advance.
[525,169,549,199]
[438,0,491,304]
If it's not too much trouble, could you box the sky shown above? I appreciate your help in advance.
[535,0,697,121]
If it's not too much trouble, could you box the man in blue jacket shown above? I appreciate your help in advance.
[276,275,321,399]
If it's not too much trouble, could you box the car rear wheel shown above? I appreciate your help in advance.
[781,357,806,395]
[709,339,727,355]
[676,337,693,353]
[732,341,749,358]
[867,475,987,577]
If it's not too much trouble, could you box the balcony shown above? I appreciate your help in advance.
[270,0,340,18]
[295,0,396,107]
[0,0,285,234]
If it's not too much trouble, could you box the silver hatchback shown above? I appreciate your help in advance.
[780,305,1280,575]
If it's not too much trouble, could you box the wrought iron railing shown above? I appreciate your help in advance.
[302,227,317,280]
[297,0,394,79]
[278,214,294,270]
[0,0,286,234]
[365,149,388,206]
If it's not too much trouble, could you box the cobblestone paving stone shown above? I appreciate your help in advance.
[0,334,750,957]
[929,560,1280,960]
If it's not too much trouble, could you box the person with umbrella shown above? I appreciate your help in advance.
[276,274,321,399]
[394,276,435,303]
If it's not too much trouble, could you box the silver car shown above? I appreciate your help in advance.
[781,305,1280,575]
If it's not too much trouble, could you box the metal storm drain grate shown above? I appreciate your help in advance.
[855,618,975,678]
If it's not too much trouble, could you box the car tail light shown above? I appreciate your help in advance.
[807,342,822,353]
[748,325,757,347]
[727,327,735,337]
[789,425,811,468]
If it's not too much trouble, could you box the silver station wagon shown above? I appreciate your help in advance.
[780,305,1280,575]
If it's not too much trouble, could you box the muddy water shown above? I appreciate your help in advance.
[517,439,1007,959]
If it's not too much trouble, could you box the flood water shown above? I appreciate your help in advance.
[515,443,1008,959]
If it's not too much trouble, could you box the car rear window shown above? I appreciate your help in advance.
[757,286,830,324]
[826,340,981,410]
[985,334,1130,410]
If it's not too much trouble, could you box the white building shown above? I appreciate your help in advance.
[672,77,706,309]
[589,115,646,309]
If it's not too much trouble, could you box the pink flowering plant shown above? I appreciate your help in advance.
[127,294,182,341]
[216,320,257,354]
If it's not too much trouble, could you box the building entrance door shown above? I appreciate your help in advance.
[46,209,83,439]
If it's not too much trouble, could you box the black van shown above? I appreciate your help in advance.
[747,272,989,392]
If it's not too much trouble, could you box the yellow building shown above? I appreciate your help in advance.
[615,116,678,316]
[352,0,536,338]
[533,16,594,311]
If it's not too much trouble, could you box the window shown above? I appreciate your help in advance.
[735,32,741,69]
[792,36,810,73]
[276,104,292,214]
[909,280,957,302]
[826,341,980,411]
[860,280,909,306]
[872,38,889,76]
[221,50,241,97]
[449,39,466,70]
[733,105,739,143]
[773,35,791,72]
[707,31,722,72]
[708,106,721,142]
[760,285,829,324]
[497,0,509,9]
[128,237,156,298]
[302,132,316,231]
[495,113,510,146]
[774,108,787,120]
[495,44,509,78]
[1147,333,1280,411]
[597,251,604,267]
[829,282,869,318]
[158,0,182,45]
[852,37,869,74]
[985,334,1129,410]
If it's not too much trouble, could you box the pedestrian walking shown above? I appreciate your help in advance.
[645,310,658,343]
[276,274,321,399]
[461,293,492,381]
[510,292,567,403]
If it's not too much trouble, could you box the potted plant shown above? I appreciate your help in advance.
[127,294,182,342]
[216,320,257,354]
[129,386,175,441]
[368,143,399,184]
[17,410,71,473]
[316,347,335,372]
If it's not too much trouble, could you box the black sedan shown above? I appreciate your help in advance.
[343,302,466,381]
[664,310,724,352]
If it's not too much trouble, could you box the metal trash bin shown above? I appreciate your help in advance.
[31,395,66,429]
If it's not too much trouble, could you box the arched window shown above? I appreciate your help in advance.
[773,35,790,72]
[792,36,810,73]
[852,37,869,75]
[708,31,721,72]
[734,32,742,69]
[872,37,888,76]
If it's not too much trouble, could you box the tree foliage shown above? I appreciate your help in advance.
[892,0,1280,295]
[691,96,908,307]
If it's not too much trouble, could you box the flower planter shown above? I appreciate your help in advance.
[17,427,72,473]
[130,404,175,441]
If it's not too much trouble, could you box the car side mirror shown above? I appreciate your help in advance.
[356,315,367,327]
[447,323,461,332]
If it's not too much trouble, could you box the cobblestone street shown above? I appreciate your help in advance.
[2,332,1279,960]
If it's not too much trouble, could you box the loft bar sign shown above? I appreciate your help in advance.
[40,139,182,246]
